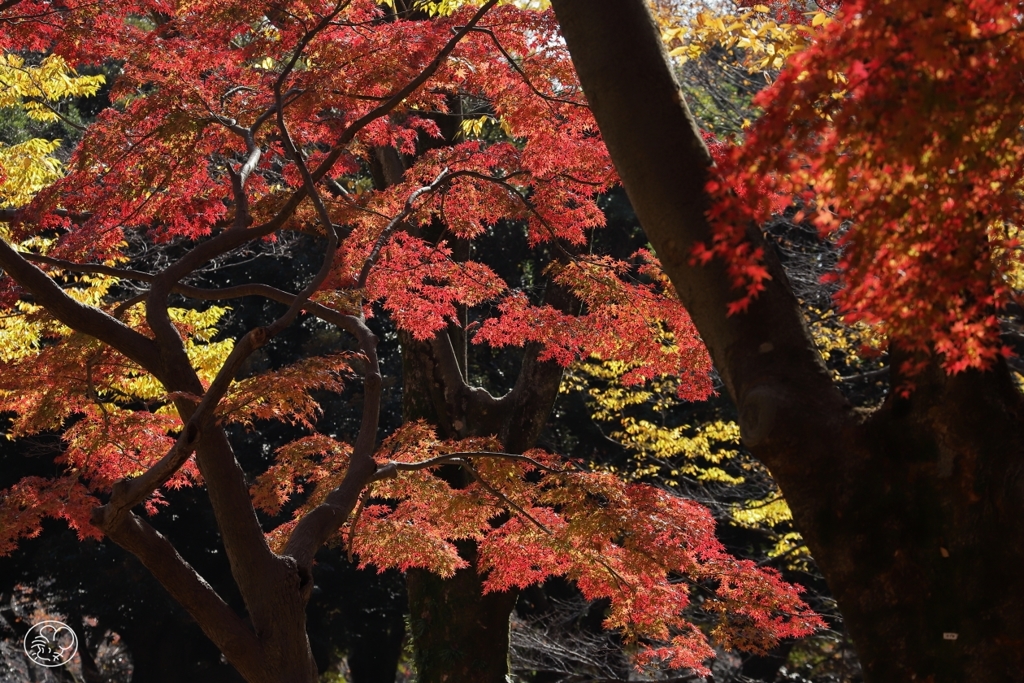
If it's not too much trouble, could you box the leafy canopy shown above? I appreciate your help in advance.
[0,0,823,673]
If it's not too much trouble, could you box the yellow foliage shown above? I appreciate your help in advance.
[564,359,746,486]
[662,6,823,74]
[119,305,235,401]
[0,54,105,116]
[0,138,63,209]
[0,53,104,208]
[804,305,886,379]
[0,273,119,363]
[567,354,813,569]
[379,0,548,17]
[731,494,812,569]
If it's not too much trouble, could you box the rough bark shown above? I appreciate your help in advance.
[549,1,1024,681]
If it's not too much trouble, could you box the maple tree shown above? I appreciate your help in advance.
[0,0,825,681]
[552,0,1024,680]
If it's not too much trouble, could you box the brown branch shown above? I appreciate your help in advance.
[305,0,500,188]
[356,167,452,288]
[283,315,381,569]
[346,488,372,563]
[273,0,353,94]
[100,511,265,680]
[370,451,573,481]
[268,80,342,339]
[90,421,201,531]
[0,240,162,374]
[467,27,588,109]
[461,459,552,534]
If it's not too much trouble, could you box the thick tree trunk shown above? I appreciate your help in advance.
[399,305,567,681]
[826,361,1024,682]
[407,561,520,683]
[549,1,1024,681]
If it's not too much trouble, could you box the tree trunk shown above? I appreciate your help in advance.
[399,331,522,683]
[548,1,1024,681]
[407,561,520,683]
[399,310,567,681]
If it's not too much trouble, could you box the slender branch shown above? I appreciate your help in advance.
[467,27,588,109]
[462,459,552,534]
[283,316,382,569]
[268,81,342,339]
[23,252,154,280]
[356,167,452,288]
[370,451,573,481]
[305,0,500,187]
[273,0,353,95]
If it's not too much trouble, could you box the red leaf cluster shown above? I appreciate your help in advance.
[703,0,1024,372]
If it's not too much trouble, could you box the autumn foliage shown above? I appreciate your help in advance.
[701,0,1024,373]
[0,0,822,676]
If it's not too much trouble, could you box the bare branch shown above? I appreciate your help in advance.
[468,27,588,109]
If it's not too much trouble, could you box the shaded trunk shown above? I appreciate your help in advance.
[821,361,1024,682]
[407,560,520,683]
[548,1,1024,680]
[399,331,522,683]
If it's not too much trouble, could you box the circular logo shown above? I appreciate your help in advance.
[23,620,78,667]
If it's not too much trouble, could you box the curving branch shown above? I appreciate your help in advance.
[467,27,588,110]
[90,421,202,531]
[370,451,574,481]
[283,315,382,569]
[356,166,452,288]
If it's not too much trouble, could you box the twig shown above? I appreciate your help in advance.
[347,487,372,563]
[356,167,452,288]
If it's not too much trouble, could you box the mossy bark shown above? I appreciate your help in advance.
[407,559,520,683]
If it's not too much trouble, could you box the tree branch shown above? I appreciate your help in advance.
[100,511,265,680]
[283,316,382,569]
[0,240,162,374]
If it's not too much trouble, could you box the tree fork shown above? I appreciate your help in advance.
[549,0,1024,679]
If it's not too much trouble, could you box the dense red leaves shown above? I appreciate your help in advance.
[704,0,1024,372]
[348,423,822,674]
[477,251,714,399]
[0,477,103,554]
[364,233,506,339]
[251,434,352,517]
[219,353,352,429]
